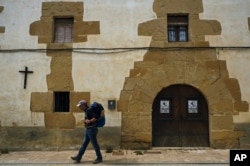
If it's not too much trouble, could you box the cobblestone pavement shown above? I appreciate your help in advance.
[0,149,229,166]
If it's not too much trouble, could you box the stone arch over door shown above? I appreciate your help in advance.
[118,48,247,149]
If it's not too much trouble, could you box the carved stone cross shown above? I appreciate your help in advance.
[19,66,34,89]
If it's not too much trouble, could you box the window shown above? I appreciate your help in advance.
[54,92,69,112]
[167,15,188,42]
[54,18,73,43]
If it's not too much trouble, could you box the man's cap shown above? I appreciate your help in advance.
[76,100,87,107]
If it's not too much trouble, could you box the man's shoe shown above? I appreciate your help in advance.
[93,158,103,164]
[71,156,80,163]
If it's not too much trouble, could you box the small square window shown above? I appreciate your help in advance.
[54,92,69,112]
[54,18,74,43]
[167,15,188,42]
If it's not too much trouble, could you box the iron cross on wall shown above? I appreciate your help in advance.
[19,66,34,89]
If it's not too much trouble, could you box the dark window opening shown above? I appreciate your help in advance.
[54,17,74,43]
[167,15,188,42]
[54,92,69,112]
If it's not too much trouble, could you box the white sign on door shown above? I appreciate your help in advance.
[160,100,170,113]
[188,100,198,113]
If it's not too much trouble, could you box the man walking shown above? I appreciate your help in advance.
[71,100,103,164]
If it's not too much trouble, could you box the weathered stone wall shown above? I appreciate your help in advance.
[0,127,121,151]
[235,123,250,149]
[118,48,247,149]
[117,0,249,149]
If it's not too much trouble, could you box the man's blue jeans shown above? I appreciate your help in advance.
[76,127,102,161]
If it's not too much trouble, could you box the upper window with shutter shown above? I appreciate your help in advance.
[54,18,74,43]
[167,15,188,42]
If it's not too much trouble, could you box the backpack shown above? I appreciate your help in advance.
[90,102,105,127]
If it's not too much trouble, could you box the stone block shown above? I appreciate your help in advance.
[248,17,250,30]
[134,61,159,69]
[122,112,141,133]
[30,92,53,112]
[211,115,233,130]
[121,135,135,142]
[70,92,90,112]
[224,78,241,101]
[38,36,52,43]
[117,91,132,112]
[129,68,147,77]
[74,36,87,43]
[135,132,152,143]
[143,51,165,63]
[211,139,239,149]
[211,130,242,148]
[240,137,250,148]
[0,6,4,12]
[210,99,234,114]
[139,112,152,132]
[81,21,100,35]
[234,101,249,112]
[211,130,232,140]
[150,41,165,48]
[129,101,144,112]
[0,27,5,33]
[123,77,138,91]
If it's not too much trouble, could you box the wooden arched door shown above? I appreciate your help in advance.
[152,84,209,147]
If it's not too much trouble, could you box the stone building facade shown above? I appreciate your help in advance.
[0,0,250,150]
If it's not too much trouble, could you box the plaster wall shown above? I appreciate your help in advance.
[201,0,250,46]
[0,52,50,127]
[0,1,48,126]
[218,49,250,123]
[0,0,45,49]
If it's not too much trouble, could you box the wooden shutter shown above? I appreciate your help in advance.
[54,18,73,43]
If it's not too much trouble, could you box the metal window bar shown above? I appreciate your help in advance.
[54,92,69,112]
[168,27,176,42]
[167,15,188,42]
[179,26,188,42]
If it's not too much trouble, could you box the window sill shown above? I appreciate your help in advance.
[150,41,209,48]
[47,43,73,49]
